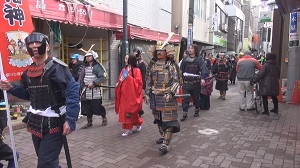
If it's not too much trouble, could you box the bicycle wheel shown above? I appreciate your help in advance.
[255,96,263,114]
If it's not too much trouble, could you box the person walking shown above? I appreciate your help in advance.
[0,31,80,168]
[70,53,83,81]
[180,44,209,121]
[78,48,108,128]
[115,54,143,136]
[213,52,230,100]
[236,50,262,111]
[144,41,181,153]
[133,48,147,117]
[251,52,279,115]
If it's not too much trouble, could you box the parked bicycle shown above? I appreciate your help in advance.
[251,82,263,114]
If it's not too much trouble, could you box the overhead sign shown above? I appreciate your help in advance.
[260,11,272,23]
[211,13,218,32]
[0,0,34,81]
[289,12,300,48]
[187,23,193,48]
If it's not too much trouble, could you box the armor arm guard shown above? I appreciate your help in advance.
[64,78,80,131]
[92,64,107,86]
[167,63,180,97]
[145,58,157,96]
[8,72,30,100]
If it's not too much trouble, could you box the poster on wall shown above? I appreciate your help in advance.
[0,0,34,81]
[289,12,300,48]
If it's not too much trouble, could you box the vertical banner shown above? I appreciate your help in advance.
[187,23,193,49]
[0,0,34,82]
[289,12,300,48]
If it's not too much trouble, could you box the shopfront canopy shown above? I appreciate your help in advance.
[28,0,123,29]
[28,0,181,43]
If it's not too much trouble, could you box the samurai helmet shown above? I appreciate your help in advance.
[150,32,176,59]
[25,31,49,57]
[79,44,99,60]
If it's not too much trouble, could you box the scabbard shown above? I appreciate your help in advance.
[58,117,72,168]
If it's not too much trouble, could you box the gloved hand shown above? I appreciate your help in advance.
[250,80,256,85]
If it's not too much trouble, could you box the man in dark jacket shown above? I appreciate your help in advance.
[252,52,279,115]
[133,48,146,117]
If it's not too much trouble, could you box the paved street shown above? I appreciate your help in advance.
[3,84,300,168]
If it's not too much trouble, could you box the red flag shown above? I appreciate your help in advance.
[0,0,34,82]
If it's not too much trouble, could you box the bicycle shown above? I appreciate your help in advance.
[251,82,263,114]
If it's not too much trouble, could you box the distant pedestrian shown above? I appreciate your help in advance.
[70,53,83,81]
[213,52,230,100]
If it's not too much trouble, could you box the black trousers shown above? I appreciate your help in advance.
[0,140,13,161]
[81,99,106,120]
[262,95,278,112]
[200,93,210,110]
[182,82,201,112]
[32,131,63,168]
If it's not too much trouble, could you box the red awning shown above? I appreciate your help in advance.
[28,0,181,43]
[28,0,123,29]
[130,25,181,43]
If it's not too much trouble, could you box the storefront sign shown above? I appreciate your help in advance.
[0,0,34,81]
[213,35,227,47]
[187,23,193,48]
[211,13,218,32]
[289,12,300,48]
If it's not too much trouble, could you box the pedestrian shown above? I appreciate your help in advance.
[78,48,108,128]
[0,90,19,168]
[251,52,279,115]
[213,52,230,100]
[178,50,188,67]
[144,40,180,153]
[133,48,147,117]
[200,50,212,109]
[0,31,80,168]
[236,50,262,111]
[115,54,143,136]
[229,54,238,84]
[208,53,215,68]
[180,44,209,121]
[70,53,83,81]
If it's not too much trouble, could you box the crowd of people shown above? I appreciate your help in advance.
[0,31,280,167]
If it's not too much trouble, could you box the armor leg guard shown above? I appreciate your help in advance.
[156,126,165,144]
[180,112,188,121]
[222,91,226,100]
[194,108,200,117]
[102,117,107,126]
[159,127,173,153]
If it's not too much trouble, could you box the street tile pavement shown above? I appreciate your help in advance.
[3,84,300,168]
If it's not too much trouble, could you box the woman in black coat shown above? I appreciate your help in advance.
[252,52,279,115]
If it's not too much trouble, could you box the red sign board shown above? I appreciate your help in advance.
[116,25,131,40]
[0,0,34,82]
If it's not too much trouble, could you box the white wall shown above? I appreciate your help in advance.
[95,0,171,33]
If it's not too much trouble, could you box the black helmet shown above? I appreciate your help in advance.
[25,31,49,57]
[133,47,142,57]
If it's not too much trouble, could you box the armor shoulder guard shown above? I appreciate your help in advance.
[53,57,68,67]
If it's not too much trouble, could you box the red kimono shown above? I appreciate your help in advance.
[115,67,143,129]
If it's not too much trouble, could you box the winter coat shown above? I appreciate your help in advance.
[253,59,279,96]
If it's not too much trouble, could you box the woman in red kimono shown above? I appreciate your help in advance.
[115,54,143,136]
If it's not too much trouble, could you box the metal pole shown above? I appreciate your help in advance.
[121,0,129,69]
[187,0,194,50]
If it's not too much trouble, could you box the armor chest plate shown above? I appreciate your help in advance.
[84,66,97,85]
[152,62,171,89]
[184,61,200,75]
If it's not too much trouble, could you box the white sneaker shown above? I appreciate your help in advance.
[122,130,133,136]
[136,125,142,132]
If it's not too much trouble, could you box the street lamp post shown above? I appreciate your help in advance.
[121,0,129,69]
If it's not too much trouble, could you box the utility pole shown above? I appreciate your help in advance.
[121,0,128,69]
[187,0,194,50]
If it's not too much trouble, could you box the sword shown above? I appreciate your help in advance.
[174,94,191,98]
